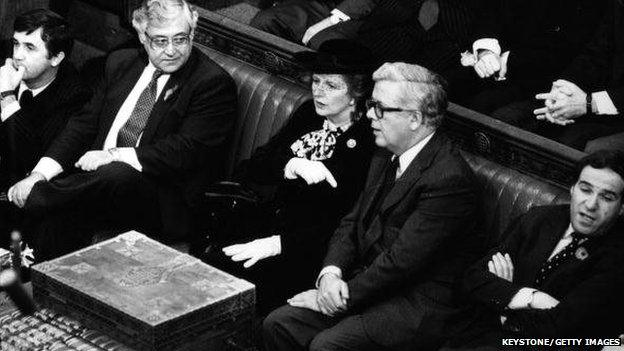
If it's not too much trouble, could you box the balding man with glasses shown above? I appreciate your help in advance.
[263,62,479,351]
[7,0,236,260]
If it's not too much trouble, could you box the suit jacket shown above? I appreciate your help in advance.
[455,205,624,348]
[44,47,237,239]
[323,132,479,350]
[561,0,624,112]
[470,0,607,84]
[0,63,91,188]
[237,100,375,282]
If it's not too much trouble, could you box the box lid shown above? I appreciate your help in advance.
[31,232,255,328]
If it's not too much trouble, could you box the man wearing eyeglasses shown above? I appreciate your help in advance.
[6,0,236,260]
[263,62,479,351]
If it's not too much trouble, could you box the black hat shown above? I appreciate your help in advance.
[294,39,378,74]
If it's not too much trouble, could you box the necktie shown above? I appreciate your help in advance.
[19,90,33,109]
[117,69,163,147]
[535,232,587,286]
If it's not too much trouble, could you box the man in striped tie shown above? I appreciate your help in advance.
[5,0,236,261]
[443,150,624,350]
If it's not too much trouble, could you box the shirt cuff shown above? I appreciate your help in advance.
[473,38,501,57]
[330,9,351,21]
[32,157,63,181]
[507,287,537,309]
[315,265,342,288]
[0,100,20,122]
[113,147,143,172]
[592,91,619,115]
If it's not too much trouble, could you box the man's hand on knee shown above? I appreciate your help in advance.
[317,273,349,316]
[75,150,115,172]
[8,172,46,208]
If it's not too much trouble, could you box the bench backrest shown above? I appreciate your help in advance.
[200,46,571,246]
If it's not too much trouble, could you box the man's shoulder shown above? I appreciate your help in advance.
[186,48,234,84]
[427,133,475,182]
[106,48,142,67]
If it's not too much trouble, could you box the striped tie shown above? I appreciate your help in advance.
[117,69,163,147]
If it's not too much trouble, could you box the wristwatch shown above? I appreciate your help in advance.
[0,90,16,99]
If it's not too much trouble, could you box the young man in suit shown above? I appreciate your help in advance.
[250,0,475,75]
[444,150,624,350]
[0,9,91,242]
[6,0,237,260]
[263,62,479,351]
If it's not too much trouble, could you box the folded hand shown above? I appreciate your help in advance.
[288,289,321,312]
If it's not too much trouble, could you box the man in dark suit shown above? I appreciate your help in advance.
[529,0,624,151]
[250,0,474,75]
[450,0,607,118]
[263,62,478,350]
[0,9,91,242]
[6,0,236,260]
[444,150,624,350]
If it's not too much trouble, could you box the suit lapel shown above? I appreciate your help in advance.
[140,48,198,144]
[526,206,570,280]
[379,132,442,214]
[359,133,442,254]
[99,57,145,140]
[361,150,394,227]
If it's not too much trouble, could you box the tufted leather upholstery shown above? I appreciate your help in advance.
[462,153,569,246]
[199,45,571,247]
[201,47,311,177]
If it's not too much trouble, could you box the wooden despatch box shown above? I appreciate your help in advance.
[30,231,256,351]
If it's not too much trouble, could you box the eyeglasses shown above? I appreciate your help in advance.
[144,32,191,50]
[365,99,419,120]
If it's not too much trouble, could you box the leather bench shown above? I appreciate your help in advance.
[199,45,571,245]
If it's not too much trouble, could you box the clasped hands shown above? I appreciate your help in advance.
[488,252,559,310]
[287,273,349,316]
[470,50,509,81]
[534,79,588,125]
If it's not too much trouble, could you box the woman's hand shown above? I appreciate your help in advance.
[284,158,337,187]
[222,235,281,268]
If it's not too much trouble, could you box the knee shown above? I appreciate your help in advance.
[309,332,336,351]
[95,162,140,187]
[263,305,291,336]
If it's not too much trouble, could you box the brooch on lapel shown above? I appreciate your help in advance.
[575,247,589,260]
[346,139,357,148]
[163,85,179,101]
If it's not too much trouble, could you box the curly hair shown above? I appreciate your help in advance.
[132,0,198,34]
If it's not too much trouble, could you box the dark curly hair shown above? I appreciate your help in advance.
[574,150,624,195]
[14,9,72,58]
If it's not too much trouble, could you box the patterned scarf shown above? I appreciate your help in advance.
[290,119,350,161]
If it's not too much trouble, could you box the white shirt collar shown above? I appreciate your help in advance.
[395,132,435,178]
[19,79,54,98]
[324,118,352,132]
[562,224,574,239]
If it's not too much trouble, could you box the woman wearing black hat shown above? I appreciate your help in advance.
[220,40,377,314]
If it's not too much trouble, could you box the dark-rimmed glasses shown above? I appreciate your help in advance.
[365,99,419,120]
[144,32,191,50]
